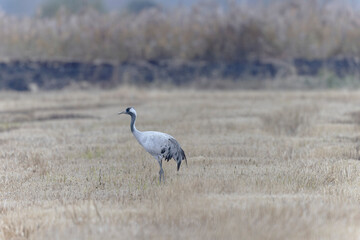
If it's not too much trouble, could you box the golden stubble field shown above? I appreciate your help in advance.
[1,88,360,239]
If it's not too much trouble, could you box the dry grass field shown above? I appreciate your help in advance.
[2,87,360,239]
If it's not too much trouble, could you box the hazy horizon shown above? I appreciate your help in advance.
[0,0,208,16]
[0,0,357,17]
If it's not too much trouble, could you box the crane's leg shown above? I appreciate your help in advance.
[157,157,164,183]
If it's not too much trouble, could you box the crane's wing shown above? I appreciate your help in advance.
[163,137,187,171]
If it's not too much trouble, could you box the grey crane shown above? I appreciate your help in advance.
[118,107,187,183]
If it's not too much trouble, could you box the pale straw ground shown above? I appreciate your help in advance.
[1,88,360,239]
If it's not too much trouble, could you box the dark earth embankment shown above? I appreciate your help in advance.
[1,58,360,91]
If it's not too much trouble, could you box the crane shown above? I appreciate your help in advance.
[118,107,187,183]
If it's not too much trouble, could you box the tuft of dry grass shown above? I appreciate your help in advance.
[349,111,360,126]
[261,104,319,136]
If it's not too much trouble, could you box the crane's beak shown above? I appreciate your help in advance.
[118,111,126,115]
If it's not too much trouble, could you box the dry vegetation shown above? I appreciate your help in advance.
[261,104,319,136]
[0,0,359,61]
[0,88,360,239]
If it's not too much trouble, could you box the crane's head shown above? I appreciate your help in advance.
[118,107,137,116]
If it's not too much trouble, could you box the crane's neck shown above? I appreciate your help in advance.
[129,112,142,140]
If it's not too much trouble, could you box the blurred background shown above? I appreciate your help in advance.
[0,0,229,16]
[0,0,359,90]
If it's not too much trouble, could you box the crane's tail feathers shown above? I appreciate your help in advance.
[182,148,187,167]
[176,148,187,171]
[177,160,181,171]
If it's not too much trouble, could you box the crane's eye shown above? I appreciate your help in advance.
[126,107,130,112]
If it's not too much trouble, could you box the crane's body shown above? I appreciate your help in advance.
[119,107,187,183]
